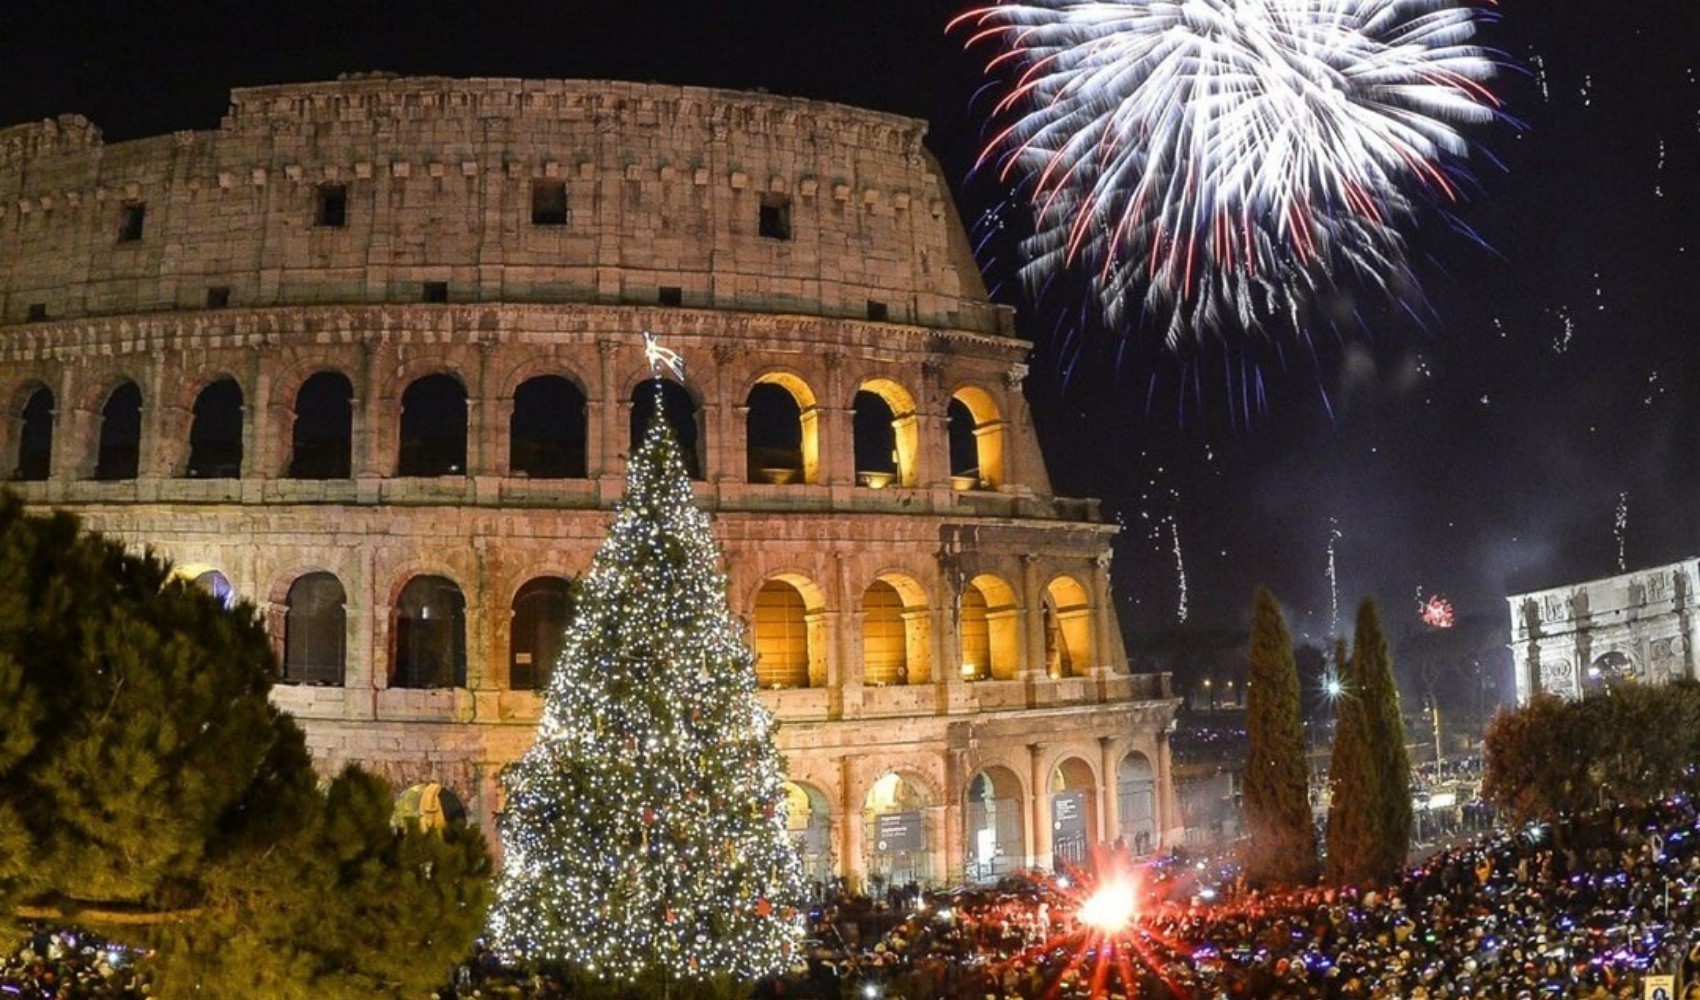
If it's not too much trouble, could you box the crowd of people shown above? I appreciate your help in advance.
[10,794,1700,999]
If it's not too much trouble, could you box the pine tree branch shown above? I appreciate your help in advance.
[14,896,205,926]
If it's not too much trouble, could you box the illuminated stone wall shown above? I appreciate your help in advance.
[0,77,1180,886]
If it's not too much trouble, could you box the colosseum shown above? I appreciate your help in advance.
[0,75,1179,889]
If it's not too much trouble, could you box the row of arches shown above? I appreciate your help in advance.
[265,566,1099,690]
[7,369,1009,489]
[783,753,1158,886]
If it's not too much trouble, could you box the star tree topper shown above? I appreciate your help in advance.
[643,330,686,381]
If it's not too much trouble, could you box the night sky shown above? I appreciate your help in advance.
[3,0,1696,646]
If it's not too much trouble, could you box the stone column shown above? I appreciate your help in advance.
[1098,735,1121,846]
[1091,551,1117,674]
[594,338,620,481]
[1000,364,1029,491]
[244,346,269,479]
[839,755,865,892]
[140,351,170,478]
[50,366,80,481]
[1022,553,1046,679]
[710,343,738,484]
[355,341,386,478]
[820,352,852,487]
[471,340,498,477]
[1156,732,1183,849]
[1028,742,1051,869]
[918,358,948,489]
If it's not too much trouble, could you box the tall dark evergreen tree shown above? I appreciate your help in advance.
[0,495,490,998]
[1355,598,1412,880]
[1242,587,1318,886]
[1324,634,1373,884]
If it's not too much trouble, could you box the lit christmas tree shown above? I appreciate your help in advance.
[488,338,804,988]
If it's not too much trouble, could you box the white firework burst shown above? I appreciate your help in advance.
[957,0,1502,347]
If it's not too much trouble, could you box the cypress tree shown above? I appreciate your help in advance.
[1324,634,1374,884]
[1242,587,1318,886]
[1355,598,1412,881]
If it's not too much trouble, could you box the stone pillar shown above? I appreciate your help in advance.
[355,341,386,478]
[820,352,852,487]
[710,343,738,484]
[1000,364,1029,491]
[1156,733,1183,849]
[141,352,171,478]
[594,338,620,480]
[942,748,965,884]
[50,367,80,481]
[1028,743,1051,869]
[471,340,497,477]
[1022,554,1046,679]
[245,347,269,479]
[840,755,865,892]
[835,551,863,719]
[1098,735,1121,846]
[1091,552,1117,674]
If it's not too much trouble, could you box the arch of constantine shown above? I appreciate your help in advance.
[0,76,1181,888]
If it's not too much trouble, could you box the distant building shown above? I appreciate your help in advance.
[1506,558,1699,702]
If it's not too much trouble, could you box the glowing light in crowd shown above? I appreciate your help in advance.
[1420,593,1456,629]
[1078,879,1138,932]
[954,0,1503,347]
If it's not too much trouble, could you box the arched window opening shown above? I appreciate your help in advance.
[398,374,468,477]
[864,773,934,886]
[1043,577,1094,679]
[746,382,804,485]
[394,783,469,832]
[14,386,54,481]
[629,379,702,479]
[948,387,1006,489]
[392,575,467,689]
[1584,650,1636,695]
[959,586,991,681]
[193,570,237,610]
[511,577,573,691]
[966,574,1021,680]
[95,381,142,481]
[186,378,244,478]
[289,371,353,479]
[862,580,908,686]
[1050,758,1098,868]
[1117,753,1157,855]
[283,572,346,686]
[852,390,897,488]
[754,580,810,688]
[965,768,1024,881]
[783,782,834,889]
[510,376,588,479]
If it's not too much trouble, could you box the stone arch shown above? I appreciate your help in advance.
[629,377,703,480]
[1048,754,1100,867]
[1043,575,1094,678]
[93,379,143,481]
[394,782,470,831]
[961,572,1021,681]
[1584,648,1638,694]
[862,770,936,887]
[390,574,468,688]
[510,375,589,479]
[1116,751,1158,855]
[280,571,348,686]
[510,575,574,692]
[751,576,820,689]
[782,780,834,886]
[186,377,244,478]
[852,377,920,488]
[171,562,238,610]
[946,384,1005,490]
[862,572,932,686]
[288,369,355,479]
[964,764,1026,881]
[746,370,821,486]
[397,372,468,477]
[8,380,54,481]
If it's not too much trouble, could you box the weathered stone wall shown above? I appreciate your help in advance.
[0,78,1001,335]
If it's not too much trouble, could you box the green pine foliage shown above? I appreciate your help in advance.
[1241,588,1318,886]
[0,494,491,998]
[1325,599,1412,885]
[488,395,805,989]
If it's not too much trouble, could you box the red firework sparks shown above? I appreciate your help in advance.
[1421,594,1456,629]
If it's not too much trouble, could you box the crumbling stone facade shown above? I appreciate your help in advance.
[0,76,1179,888]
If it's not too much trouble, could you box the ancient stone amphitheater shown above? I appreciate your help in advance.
[0,75,1178,889]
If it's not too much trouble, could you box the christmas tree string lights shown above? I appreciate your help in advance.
[488,338,804,983]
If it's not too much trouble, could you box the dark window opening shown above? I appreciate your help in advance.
[758,195,792,241]
[206,286,231,309]
[95,381,142,481]
[511,577,574,691]
[392,576,467,689]
[289,371,354,479]
[398,374,468,477]
[118,202,146,243]
[947,398,979,482]
[852,390,898,478]
[26,304,47,323]
[629,379,703,480]
[423,281,449,303]
[283,572,346,686]
[531,180,569,226]
[314,184,348,228]
[193,570,236,610]
[510,375,588,479]
[14,387,54,481]
[186,378,244,478]
[867,300,890,322]
[658,286,683,307]
[746,382,803,484]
